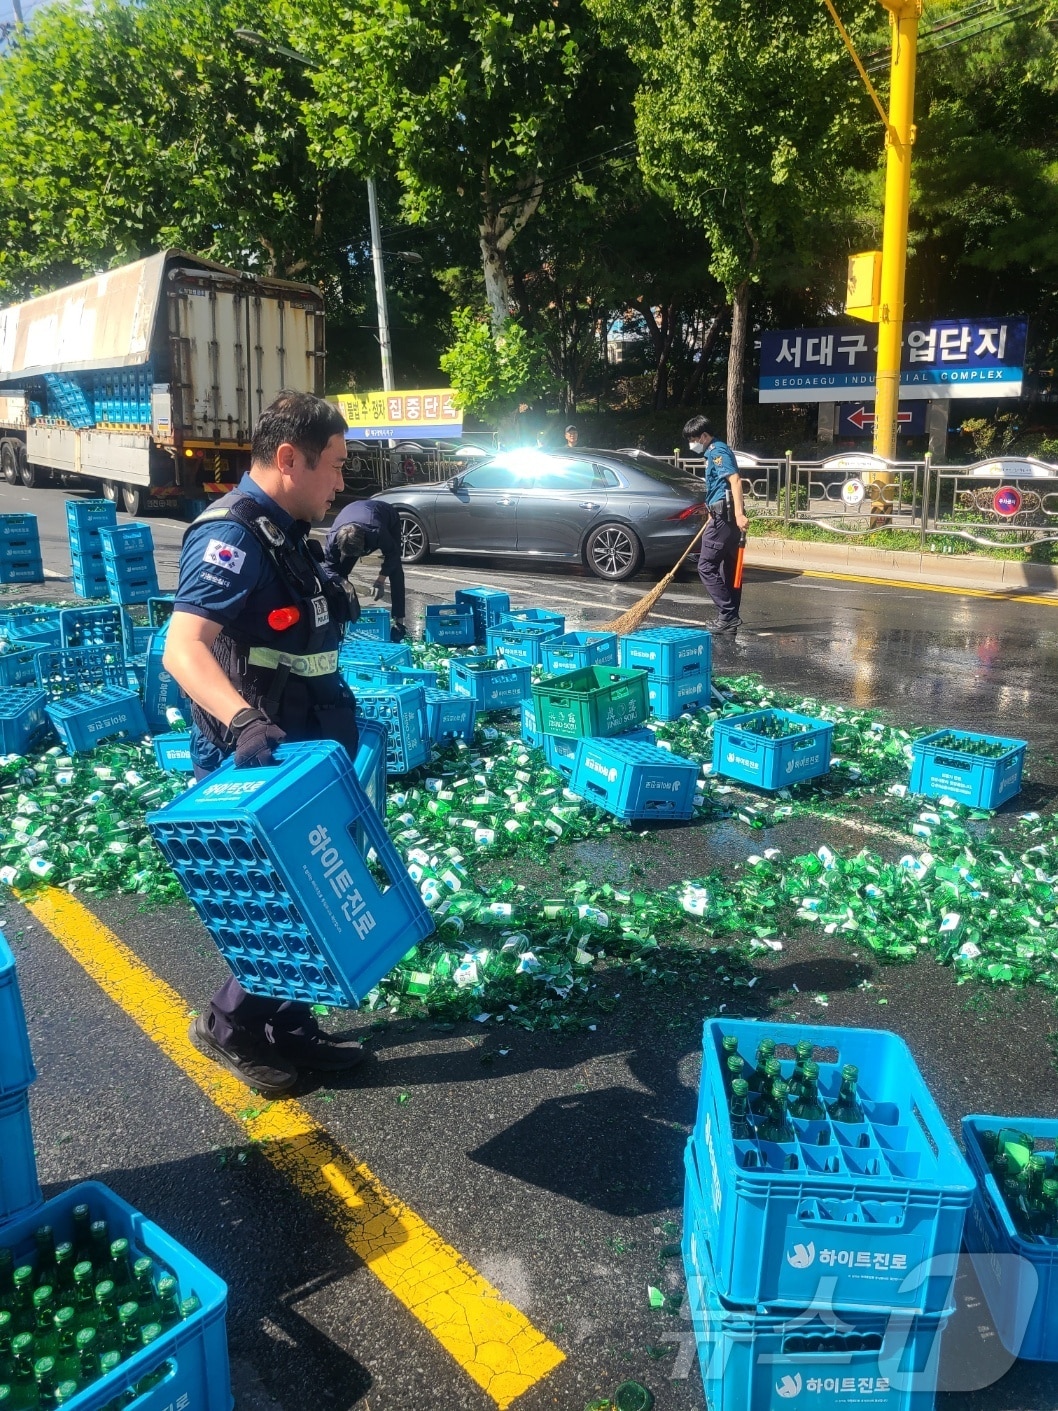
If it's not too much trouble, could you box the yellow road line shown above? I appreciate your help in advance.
[777,566,1058,607]
[23,886,564,1409]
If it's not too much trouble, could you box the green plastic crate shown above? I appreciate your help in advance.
[531,665,649,739]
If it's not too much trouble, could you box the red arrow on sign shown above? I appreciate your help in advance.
[846,406,914,431]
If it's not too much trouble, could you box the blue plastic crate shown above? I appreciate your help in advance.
[0,538,40,563]
[60,604,129,649]
[0,1089,41,1227]
[541,631,618,675]
[961,1114,1058,1361]
[648,673,712,720]
[570,736,699,821]
[350,607,392,642]
[423,603,475,646]
[69,525,107,557]
[355,683,430,774]
[0,930,36,1096]
[46,686,149,752]
[0,512,38,543]
[454,586,511,643]
[339,636,413,669]
[353,717,388,820]
[103,550,157,582]
[683,1206,948,1411]
[143,625,190,732]
[34,644,130,698]
[544,726,653,778]
[70,545,107,585]
[0,647,42,689]
[620,625,712,680]
[423,687,476,742]
[693,1018,975,1314]
[148,595,176,628]
[72,570,111,601]
[908,730,1026,809]
[98,521,154,557]
[65,496,117,535]
[0,1179,231,1411]
[448,658,532,711]
[395,666,439,689]
[2,610,61,646]
[520,699,542,748]
[0,556,44,585]
[712,709,833,789]
[0,688,48,755]
[108,570,160,607]
[498,607,565,634]
[486,622,564,668]
[153,731,194,773]
[128,623,155,654]
[148,739,435,1007]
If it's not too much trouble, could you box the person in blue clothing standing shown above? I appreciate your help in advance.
[163,390,366,1095]
[684,415,748,634]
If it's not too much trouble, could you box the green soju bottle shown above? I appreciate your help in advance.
[788,1041,814,1099]
[729,1079,753,1141]
[1002,1177,1028,1234]
[33,1230,56,1290]
[179,1295,201,1321]
[759,1080,795,1144]
[724,1055,744,1094]
[52,1308,75,1365]
[71,1208,92,1266]
[94,1282,118,1352]
[132,1260,155,1314]
[51,1248,74,1300]
[791,1060,826,1121]
[749,1038,777,1093]
[11,1271,33,1334]
[1020,1154,1048,1214]
[32,1286,55,1348]
[55,1382,79,1406]
[1039,1178,1058,1240]
[0,1386,10,1406]
[721,1034,740,1059]
[134,1323,166,1396]
[10,1334,34,1398]
[76,1325,99,1385]
[71,1265,94,1328]
[0,1310,12,1362]
[828,1065,865,1124]
[34,1355,56,1406]
[108,1243,134,1303]
[156,1278,180,1331]
[118,1302,141,1358]
[88,1224,110,1273]
[0,1251,13,1309]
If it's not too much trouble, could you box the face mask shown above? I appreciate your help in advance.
[689,441,704,454]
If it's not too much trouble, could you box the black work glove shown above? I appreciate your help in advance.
[390,621,407,643]
[231,710,287,768]
[328,522,367,579]
[370,576,386,602]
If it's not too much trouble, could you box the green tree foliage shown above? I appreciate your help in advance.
[439,305,554,424]
[590,0,877,445]
[299,0,629,331]
[0,0,363,299]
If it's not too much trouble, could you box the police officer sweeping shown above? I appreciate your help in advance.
[325,496,407,642]
[684,415,748,634]
[164,391,367,1095]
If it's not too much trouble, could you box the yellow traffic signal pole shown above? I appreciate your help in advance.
[874,0,921,463]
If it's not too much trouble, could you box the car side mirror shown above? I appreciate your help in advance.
[446,475,463,491]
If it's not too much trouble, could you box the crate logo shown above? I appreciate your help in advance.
[585,756,619,783]
[785,754,819,774]
[776,1373,803,1399]
[200,779,266,798]
[726,750,758,770]
[203,539,246,574]
[787,1242,816,1269]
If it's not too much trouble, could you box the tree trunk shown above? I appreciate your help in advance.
[726,280,751,448]
[682,307,728,406]
[480,227,512,332]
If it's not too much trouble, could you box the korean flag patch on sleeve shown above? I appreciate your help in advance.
[203,539,247,574]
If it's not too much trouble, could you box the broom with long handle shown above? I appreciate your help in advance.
[598,521,707,635]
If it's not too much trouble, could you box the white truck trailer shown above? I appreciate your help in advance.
[0,249,326,514]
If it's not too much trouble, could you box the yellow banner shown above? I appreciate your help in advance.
[335,389,463,440]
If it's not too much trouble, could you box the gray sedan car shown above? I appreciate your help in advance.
[372,449,707,580]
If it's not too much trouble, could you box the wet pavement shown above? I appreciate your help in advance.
[3,480,1058,1409]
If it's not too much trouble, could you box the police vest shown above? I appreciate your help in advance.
[183,493,357,753]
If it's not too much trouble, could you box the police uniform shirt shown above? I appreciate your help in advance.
[326,499,402,578]
[704,439,740,506]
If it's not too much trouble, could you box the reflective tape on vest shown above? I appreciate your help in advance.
[246,648,339,677]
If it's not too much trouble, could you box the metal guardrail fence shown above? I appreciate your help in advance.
[671,452,1058,548]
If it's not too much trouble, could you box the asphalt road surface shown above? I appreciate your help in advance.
[3,478,1058,1411]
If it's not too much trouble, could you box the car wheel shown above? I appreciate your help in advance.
[0,442,17,485]
[399,512,429,563]
[585,522,643,581]
[121,484,142,515]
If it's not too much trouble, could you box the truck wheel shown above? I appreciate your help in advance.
[121,485,142,515]
[0,442,16,485]
[102,480,119,502]
[18,450,38,489]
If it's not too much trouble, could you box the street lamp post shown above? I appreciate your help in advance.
[234,28,397,394]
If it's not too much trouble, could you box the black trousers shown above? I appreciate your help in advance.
[697,514,743,622]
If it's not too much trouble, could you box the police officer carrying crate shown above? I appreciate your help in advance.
[325,496,408,642]
[164,391,367,1095]
[684,415,749,634]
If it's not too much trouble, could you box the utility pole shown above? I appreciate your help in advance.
[366,177,395,394]
[11,0,23,26]
[873,0,920,462]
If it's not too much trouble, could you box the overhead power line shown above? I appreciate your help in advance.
[864,0,1044,71]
